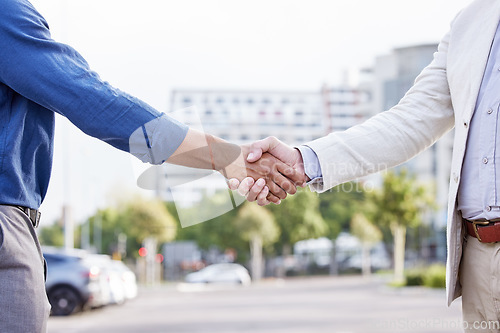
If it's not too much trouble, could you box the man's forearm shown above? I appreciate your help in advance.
[166,128,241,171]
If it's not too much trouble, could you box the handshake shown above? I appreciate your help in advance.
[166,130,310,205]
[225,136,310,206]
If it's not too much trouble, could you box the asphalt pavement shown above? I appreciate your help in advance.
[47,275,463,333]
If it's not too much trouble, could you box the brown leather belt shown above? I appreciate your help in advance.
[463,218,500,243]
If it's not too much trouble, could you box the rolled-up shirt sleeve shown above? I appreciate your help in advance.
[0,0,188,162]
[129,114,188,165]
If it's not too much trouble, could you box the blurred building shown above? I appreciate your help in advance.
[169,88,371,146]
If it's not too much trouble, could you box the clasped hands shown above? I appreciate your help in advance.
[225,137,309,206]
[166,130,307,205]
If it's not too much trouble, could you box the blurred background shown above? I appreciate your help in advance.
[28,0,473,331]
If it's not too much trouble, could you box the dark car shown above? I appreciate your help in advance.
[43,247,107,316]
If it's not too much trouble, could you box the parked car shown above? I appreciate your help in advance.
[110,260,138,301]
[43,247,107,316]
[84,254,126,306]
[184,263,251,286]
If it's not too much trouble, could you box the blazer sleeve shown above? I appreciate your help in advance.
[306,29,455,192]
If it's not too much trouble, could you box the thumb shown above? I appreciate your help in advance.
[246,137,277,162]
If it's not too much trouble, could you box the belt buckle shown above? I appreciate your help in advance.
[472,220,490,242]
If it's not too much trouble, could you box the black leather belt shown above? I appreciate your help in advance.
[16,206,41,228]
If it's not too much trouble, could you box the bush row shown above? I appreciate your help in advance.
[404,263,446,288]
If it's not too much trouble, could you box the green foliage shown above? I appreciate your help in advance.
[365,168,435,282]
[119,198,176,245]
[38,223,64,247]
[268,187,327,253]
[367,169,434,229]
[318,182,366,239]
[81,198,176,258]
[172,192,250,261]
[235,202,279,247]
[403,263,446,288]
[174,188,327,260]
[404,267,425,286]
[350,212,382,246]
[423,263,446,288]
[85,207,120,254]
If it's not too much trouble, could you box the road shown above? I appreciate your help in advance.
[48,275,463,333]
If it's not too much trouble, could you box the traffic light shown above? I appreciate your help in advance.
[138,247,148,257]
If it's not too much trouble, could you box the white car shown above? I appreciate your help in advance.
[110,260,138,300]
[87,255,130,305]
[185,263,251,286]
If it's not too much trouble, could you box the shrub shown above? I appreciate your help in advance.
[405,267,425,286]
[423,263,446,289]
[402,263,446,288]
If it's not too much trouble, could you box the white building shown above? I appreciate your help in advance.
[169,87,371,146]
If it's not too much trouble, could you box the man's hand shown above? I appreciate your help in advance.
[222,147,303,203]
[228,137,309,205]
[247,136,309,183]
[166,129,301,203]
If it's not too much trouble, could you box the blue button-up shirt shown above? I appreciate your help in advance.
[0,0,188,210]
[458,22,500,220]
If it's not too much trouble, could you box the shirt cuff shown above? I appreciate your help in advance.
[296,145,323,182]
[129,114,189,165]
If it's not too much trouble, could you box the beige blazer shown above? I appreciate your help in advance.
[306,0,500,306]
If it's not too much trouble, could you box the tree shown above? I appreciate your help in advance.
[81,198,177,258]
[38,223,64,247]
[173,192,249,262]
[118,198,177,254]
[122,199,177,243]
[350,212,382,276]
[367,169,434,283]
[319,182,366,239]
[318,183,367,274]
[234,202,279,281]
[82,206,120,255]
[268,188,327,256]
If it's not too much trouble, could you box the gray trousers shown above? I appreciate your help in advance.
[0,205,51,333]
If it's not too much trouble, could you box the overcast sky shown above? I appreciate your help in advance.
[30,0,473,224]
